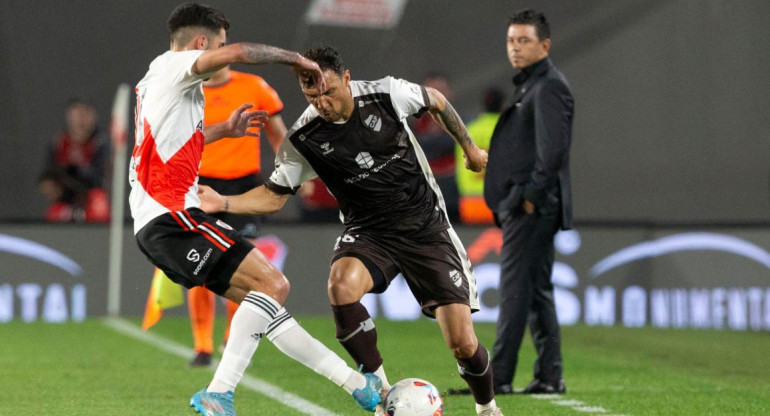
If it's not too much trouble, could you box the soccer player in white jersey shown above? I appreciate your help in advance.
[198,47,504,416]
[130,5,382,415]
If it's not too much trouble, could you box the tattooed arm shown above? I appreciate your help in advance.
[194,43,326,92]
[426,87,488,172]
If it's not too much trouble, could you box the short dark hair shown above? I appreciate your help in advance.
[509,9,550,41]
[167,3,230,43]
[303,46,346,75]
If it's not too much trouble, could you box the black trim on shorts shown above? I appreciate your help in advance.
[332,253,388,294]
[204,240,254,296]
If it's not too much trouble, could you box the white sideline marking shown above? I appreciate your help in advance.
[102,317,340,416]
[529,393,627,415]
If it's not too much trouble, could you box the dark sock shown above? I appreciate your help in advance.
[332,302,383,373]
[457,344,494,405]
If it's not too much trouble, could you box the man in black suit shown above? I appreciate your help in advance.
[484,9,574,395]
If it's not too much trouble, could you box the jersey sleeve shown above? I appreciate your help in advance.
[266,132,318,194]
[169,50,212,87]
[253,76,284,116]
[385,76,430,120]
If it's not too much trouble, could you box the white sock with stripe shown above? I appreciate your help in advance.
[207,291,278,393]
[267,308,366,394]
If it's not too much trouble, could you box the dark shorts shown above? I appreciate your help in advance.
[136,208,254,296]
[331,228,480,318]
[199,174,262,238]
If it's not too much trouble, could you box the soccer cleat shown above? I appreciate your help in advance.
[478,407,504,416]
[352,373,383,411]
[189,388,236,416]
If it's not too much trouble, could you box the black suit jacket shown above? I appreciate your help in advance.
[484,57,574,229]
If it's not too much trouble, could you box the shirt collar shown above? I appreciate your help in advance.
[512,57,551,86]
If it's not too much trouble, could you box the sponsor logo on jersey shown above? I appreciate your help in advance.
[320,141,335,155]
[450,269,462,287]
[355,152,374,169]
[363,114,382,132]
[251,332,264,341]
[187,249,200,262]
[196,120,203,131]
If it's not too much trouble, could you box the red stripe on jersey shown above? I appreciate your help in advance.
[201,222,235,245]
[133,118,204,211]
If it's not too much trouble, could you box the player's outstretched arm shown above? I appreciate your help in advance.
[193,43,326,92]
[198,184,289,216]
[204,104,268,144]
[425,87,488,172]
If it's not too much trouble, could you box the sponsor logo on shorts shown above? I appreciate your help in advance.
[187,249,200,262]
[216,219,233,230]
[449,269,462,287]
[193,248,213,276]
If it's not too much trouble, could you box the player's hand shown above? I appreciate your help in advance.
[464,145,488,172]
[291,55,327,93]
[226,104,268,138]
[198,185,226,213]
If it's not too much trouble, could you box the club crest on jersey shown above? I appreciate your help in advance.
[216,219,233,230]
[363,114,382,132]
[355,152,374,169]
[449,269,462,287]
[320,142,335,155]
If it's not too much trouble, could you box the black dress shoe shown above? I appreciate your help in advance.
[445,383,514,396]
[521,379,566,394]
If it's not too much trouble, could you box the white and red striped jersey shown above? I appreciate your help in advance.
[129,50,213,233]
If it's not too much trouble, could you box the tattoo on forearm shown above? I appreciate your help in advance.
[437,101,472,147]
[242,44,297,65]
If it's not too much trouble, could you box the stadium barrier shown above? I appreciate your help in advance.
[1,223,768,331]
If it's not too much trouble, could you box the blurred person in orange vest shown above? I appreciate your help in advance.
[191,65,286,366]
[455,87,504,224]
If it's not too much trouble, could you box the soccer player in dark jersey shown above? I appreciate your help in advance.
[199,46,503,416]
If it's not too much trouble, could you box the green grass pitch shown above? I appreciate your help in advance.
[1,317,768,415]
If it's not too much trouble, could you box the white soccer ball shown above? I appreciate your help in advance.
[384,378,443,416]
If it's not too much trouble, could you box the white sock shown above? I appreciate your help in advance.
[374,365,392,390]
[207,291,279,393]
[476,399,498,414]
[268,309,366,394]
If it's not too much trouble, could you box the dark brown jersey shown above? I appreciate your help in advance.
[267,77,452,235]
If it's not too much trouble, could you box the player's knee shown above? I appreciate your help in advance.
[327,267,365,304]
[242,268,290,303]
[447,338,477,359]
